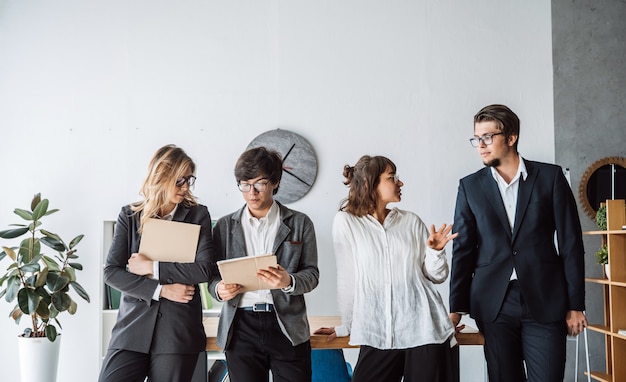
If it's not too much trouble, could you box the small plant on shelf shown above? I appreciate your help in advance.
[595,204,607,230]
[0,193,90,342]
[595,244,608,265]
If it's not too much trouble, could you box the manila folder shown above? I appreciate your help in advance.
[217,254,277,292]
[138,218,200,263]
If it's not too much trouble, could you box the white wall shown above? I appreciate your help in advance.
[0,1,554,381]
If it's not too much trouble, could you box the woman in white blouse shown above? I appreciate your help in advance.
[315,155,458,382]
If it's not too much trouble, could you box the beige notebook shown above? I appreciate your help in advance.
[138,218,200,263]
[217,254,278,292]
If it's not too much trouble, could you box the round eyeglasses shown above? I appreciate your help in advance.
[469,132,504,147]
[175,175,196,187]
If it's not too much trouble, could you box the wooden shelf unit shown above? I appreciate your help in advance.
[584,199,626,382]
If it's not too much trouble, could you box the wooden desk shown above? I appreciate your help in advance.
[203,315,483,351]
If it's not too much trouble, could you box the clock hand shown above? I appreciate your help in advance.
[282,143,296,162]
[283,168,312,187]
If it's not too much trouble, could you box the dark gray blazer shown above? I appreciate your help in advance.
[449,159,585,324]
[104,203,214,354]
[209,202,319,349]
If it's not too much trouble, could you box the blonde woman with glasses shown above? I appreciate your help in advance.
[99,144,215,382]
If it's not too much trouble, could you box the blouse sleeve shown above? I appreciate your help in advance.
[332,212,355,337]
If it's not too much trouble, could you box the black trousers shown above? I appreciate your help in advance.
[98,348,200,382]
[477,280,567,382]
[352,340,453,382]
[225,309,311,382]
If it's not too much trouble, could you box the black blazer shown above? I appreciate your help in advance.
[104,204,214,354]
[449,159,585,323]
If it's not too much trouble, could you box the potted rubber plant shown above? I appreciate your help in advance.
[0,193,90,382]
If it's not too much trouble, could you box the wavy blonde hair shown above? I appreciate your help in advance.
[131,144,197,233]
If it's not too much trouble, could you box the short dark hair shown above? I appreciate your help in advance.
[234,147,283,195]
[474,104,520,151]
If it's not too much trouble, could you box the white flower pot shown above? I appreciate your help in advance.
[17,335,61,382]
[605,264,610,279]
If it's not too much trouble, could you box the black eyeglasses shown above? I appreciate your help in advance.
[469,132,504,147]
[237,181,270,193]
[175,175,196,187]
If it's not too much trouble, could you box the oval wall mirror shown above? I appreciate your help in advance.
[578,156,626,219]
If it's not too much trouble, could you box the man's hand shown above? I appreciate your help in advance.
[160,283,195,303]
[566,310,588,336]
[257,264,291,289]
[217,281,242,301]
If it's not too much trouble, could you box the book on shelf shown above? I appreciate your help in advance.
[199,282,213,310]
[104,284,122,310]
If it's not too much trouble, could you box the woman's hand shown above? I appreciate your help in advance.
[257,264,291,289]
[314,327,337,342]
[216,281,242,301]
[128,253,154,276]
[427,224,459,251]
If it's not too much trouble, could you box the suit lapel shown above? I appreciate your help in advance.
[479,168,512,238]
[229,206,248,259]
[512,161,537,242]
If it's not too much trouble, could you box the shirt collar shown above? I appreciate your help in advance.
[490,154,528,183]
[161,204,178,221]
[243,200,280,224]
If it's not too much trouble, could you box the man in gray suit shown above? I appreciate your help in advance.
[209,146,319,382]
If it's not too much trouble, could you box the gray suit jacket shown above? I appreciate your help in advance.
[104,203,214,354]
[209,202,319,348]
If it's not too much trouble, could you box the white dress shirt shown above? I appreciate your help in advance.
[150,204,177,300]
[490,155,528,281]
[332,208,455,350]
[238,201,281,307]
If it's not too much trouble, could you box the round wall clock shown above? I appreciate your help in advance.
[246,129,318,204]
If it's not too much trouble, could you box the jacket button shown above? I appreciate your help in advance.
[157,312,162,318]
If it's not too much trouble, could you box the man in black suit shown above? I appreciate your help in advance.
[449,104,588,381]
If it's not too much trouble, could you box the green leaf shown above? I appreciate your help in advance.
[17,288,42,315]
[64,267,76,282]
[30,193,42,211]
[46,272,70,293]
[0,227,29,239]
[70,281,90,302]
[68,262,83,271]
[69,234,84,249]
[43,208,59,217]
[68,299,77,314]
[42,256,61,272]
[20,263,40,273]
[5,276,20,302]
[45,325,57,342]
[13,208,33,221]
[31,198,49,221]
[51,292,72,312]
[35,267,49,287]
[36,299,51,319]
[40,236,66,252]
[18,238,40,264]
